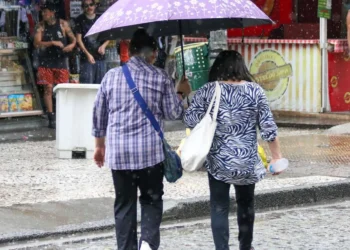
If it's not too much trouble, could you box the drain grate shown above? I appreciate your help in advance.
[72,147,87,159]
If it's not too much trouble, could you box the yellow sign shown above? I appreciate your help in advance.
[250,50,293,102]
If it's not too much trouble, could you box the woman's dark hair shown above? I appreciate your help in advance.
[208,50,255,82]
[129,28,157,56]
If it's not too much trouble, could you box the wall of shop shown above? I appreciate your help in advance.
[229,41,322,112]
[328,52,350,112]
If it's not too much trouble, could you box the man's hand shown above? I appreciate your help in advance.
[52,41,64,48]
[87,53,96,64]
[62,44,75,53]
[176,76,192,97]
[94,146,105,168]
[98,45,106,55]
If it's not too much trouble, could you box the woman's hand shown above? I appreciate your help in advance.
[87,53,96,64]
[269,158,282,175]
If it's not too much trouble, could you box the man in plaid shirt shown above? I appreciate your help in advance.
[92,29,191,250]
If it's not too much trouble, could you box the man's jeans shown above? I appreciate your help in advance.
[208,173,255,250]
[79,59,106,84]
[112,163,164,250]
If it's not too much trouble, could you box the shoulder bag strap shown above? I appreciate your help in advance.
[205,81,221,120]
[122,64,164,140]
[212,81,221,121]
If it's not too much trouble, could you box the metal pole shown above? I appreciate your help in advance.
[178,20,186,77]
[320,17,329,112]
[17,8,20,38]
[178,20,190,106]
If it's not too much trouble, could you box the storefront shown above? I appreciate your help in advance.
[185,0,350,114]
[0,4,43,119]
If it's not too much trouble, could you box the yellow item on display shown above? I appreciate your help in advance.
[0,95,9,112]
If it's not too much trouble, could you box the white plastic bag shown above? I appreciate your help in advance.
[181,82,221,172]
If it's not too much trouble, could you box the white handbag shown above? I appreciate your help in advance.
[181,81,221,172]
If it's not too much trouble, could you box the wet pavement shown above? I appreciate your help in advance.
[1,127,350,245]
[4,200,350,250]
[274,116,350,129]
[261,134,350,167]
[1,128,348,208]
[0,116,348,143]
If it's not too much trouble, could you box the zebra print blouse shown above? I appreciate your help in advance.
[183,81,278,185]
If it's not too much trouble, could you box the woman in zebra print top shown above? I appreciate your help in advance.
[183,50,283,250]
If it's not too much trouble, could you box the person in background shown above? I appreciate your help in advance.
[34,3,76,129]
[154,36,167,69]
[92,28,191,250]
[183,51,283,250]
[75,0,110,84]
[117,39,130,65]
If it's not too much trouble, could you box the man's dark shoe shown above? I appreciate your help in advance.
[47,112,56,129]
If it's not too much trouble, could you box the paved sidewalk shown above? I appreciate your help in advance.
[1,128,350,243]
[0,117,348,144]
[0,127,342,207]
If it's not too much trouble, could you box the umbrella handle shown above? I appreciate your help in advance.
[178,21,190,107]
[178,21,186,78]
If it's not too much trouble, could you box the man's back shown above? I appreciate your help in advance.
[93,56,183,170]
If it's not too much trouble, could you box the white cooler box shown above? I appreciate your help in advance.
[53,84,100,159]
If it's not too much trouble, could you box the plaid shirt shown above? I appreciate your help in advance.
[92,56,184,170]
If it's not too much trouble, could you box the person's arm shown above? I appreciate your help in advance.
[76,33,95,64]
[33,23,63,48]
[183,83,211,128]
[161,75,190,120]
[98,40,110,55]
[62,20,76,52]
[92,73,110,167]
[256,85,282,160]
[94,137,105,168]
[267,137,282,160]
[92,73,109,139]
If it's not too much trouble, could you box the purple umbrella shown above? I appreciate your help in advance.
[86,0,272,73]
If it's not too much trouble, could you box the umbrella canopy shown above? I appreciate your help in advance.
[86,0,273,40]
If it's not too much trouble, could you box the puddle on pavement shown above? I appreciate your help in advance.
[260,135,350,165]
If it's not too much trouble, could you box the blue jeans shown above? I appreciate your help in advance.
[79,59,106,84]
[209,174,255,250]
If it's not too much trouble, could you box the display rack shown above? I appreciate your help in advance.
[0,48,43,118]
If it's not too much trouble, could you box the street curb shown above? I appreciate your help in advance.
[0,121,338,145]
[163,179,350,221]
[276,121,335,130]
[1,179,350,245]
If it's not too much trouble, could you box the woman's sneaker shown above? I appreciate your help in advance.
[140,241,152,250]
